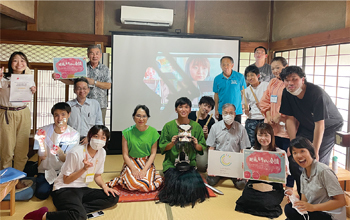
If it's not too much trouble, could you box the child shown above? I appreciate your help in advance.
[34,102,79,200]
[157,97,208,207]
[235,123,289,218]
[243,65,269,146]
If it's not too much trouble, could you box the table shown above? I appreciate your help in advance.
[331,165,350,191]
[0,179,18,216]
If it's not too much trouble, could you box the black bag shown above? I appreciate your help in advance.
[235,180,284,218]
[23,161,38,177]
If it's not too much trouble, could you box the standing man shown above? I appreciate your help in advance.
[206,103,250,189]
[252,46,274,82]
[67,77,103,145]
[213,56,246,123]
[53,45,111,124]
[188,96,216,172]
[279,66,343,195]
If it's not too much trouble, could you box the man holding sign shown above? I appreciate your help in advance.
[206,103,250,189]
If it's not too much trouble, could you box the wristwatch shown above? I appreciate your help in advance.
[94,80,97,86]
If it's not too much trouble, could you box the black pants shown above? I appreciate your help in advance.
[46,187,119,220]
[218,114,241,124]
[285,203,332,220]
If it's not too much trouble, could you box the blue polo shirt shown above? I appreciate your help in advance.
[213,70,247,115]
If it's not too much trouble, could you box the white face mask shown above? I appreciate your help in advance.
[90,138,106,150]
[287,86,303,96]
[223,114,234,125]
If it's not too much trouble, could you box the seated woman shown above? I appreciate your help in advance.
[24,125,119,220]
[285,136,346,220]
[235,123,289,218]
[108,105,163,192]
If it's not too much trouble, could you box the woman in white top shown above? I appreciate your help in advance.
[24,125,119,220]
[236,123,289,218]
[0,52,36,187]
[285,136,346,220]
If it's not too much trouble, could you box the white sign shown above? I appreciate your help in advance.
[9,74,33,102]
[207,150,243,178]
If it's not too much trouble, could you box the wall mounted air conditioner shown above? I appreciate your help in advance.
[121,6,173,27]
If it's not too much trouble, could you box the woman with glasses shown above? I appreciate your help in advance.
[107,105,163,192]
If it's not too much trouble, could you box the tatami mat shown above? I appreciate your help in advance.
[2,154,349,220]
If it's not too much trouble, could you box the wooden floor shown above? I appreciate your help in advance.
[1,154,348,220]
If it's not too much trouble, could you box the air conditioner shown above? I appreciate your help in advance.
[121,6,173,27]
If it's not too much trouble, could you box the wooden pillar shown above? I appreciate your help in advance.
[27,0,37,31]
[267,0,274,63]
[346,0,350,27]
[186,0,195,34]
[95,0,105,52]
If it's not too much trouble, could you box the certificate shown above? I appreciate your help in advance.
[9,74,33,102]
[207,150,243,178]
[243,149,286,184]
[53,57,87,79]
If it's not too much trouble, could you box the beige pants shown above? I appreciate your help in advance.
[0,107,30,171]
[101,108,107,125]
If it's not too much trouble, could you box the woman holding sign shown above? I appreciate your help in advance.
[235,123,289,218]
[0,52,36,185]
[284,136,346,220]
[24,125,119,220]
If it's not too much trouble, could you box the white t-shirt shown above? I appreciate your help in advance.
[53,144,106,191]
[245,81,269,120]
[34,124,79,174]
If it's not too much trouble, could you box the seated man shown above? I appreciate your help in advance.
[67,77,103,144]
[34,102,79,200]
[206,103,250,190]
[188,96,216,172]
[158,97,208,207]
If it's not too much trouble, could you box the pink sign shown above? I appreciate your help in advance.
[54,58,86,79]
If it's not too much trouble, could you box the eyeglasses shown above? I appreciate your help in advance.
[76,87,89,91]
[135,115,148,119]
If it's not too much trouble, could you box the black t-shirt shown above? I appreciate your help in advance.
[188,111,215,132]
[279,82,343,141]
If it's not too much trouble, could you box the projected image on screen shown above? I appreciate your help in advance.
[112,33,240,131]
[143,54,219,110]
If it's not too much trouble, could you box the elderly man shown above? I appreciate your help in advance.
[54,45,111,124]
[213,56,246,123]
[67,77,103,144]
[206,103,250,189]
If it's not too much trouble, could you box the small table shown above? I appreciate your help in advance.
[331,165,350,191]
[0,179,18,216]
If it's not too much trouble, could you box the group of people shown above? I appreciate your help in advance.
[0,45,346,220]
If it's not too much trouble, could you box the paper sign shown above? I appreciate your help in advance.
[9,74,33,102]
[243,149,286,184]
[53,57,87,79]
[207,150,243,178]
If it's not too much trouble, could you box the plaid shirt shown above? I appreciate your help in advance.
[86,62,111,108]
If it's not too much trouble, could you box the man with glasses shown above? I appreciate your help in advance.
[67,77,103,144]
[206,103,250,189]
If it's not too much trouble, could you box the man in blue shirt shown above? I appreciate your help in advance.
[213,56,247,123]
[67,77,103,144]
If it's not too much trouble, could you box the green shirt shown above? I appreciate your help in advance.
[159,120,206,172]
[122,125,160,158]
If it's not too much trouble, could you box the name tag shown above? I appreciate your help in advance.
[270,95,278,103]
[85,173,95,183]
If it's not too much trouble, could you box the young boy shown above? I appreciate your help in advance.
[244,65,269,146]
[188,96,215,172]
[253,46,273,82]
[33,102,79,200]
[159,97,207,172]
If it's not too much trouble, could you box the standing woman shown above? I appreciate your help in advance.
[0,52,36,173]
[24,125,119,220]
[285,136,346,220]
[108,105,163,192]
[259,57,297,191]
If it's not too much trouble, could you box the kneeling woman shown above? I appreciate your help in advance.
[285,136,346,220]
[236,123,289,218]
[108,105,163,192]
[24,125,119,220]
